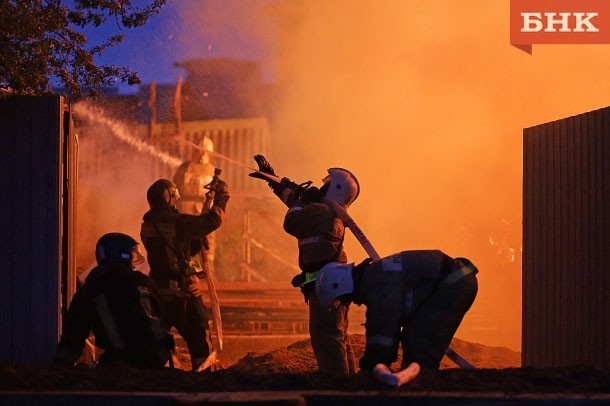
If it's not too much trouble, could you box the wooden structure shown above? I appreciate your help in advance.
[0,96,78,363]
[523,106,610,368]
[137,117,271,196]
[212,282,366,335]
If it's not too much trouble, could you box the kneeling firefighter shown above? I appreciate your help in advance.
[54,233,174,368]
[140,177,229,371]
[250,155,358,376]
[316,251,478,371]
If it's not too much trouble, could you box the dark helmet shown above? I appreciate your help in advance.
[147,179,180,209]
[95,233,144,267]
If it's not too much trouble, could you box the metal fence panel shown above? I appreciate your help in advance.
[0,95,77,363]
[523,106,610,368]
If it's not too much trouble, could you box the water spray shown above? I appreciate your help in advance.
[183,140,281,181]
[75,102,281,183]
[74,102,183,168]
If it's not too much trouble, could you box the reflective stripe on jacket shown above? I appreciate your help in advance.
[355,250,478,370]
[283,202,347,273]
[141,206,223,288]
[55,263,171,367]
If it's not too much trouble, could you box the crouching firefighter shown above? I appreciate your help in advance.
[249,155,358,376]
[54,233,174,368]
[315,251,478,372]
[140,178,230,371]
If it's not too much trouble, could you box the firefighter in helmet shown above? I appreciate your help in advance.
[173,136,218,303]
[315,251,478,372]
[173,136,216,215]
[140,177,229,370]
[250,155,358,376]
[54,233,174,368]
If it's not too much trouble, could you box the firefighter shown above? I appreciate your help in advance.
[54,233,174,369]
[140,177,229,370]
[173,136,215,215]
[250,155,357,376]
[315,251,478,371]
[173,136,217,312]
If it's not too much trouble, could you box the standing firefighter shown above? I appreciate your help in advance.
[173,136,215,216]
[54,233,173,369]
[140,177,229,370]
[250,155,357,376]
[316,250,478,374]
[173,137,217,265]
[173,137,219,343]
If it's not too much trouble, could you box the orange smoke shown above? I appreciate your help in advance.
[253,0,610,351]
[83,0,610,351]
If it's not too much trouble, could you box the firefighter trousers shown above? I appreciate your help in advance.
[401,272,478,369]
[162,294,210,361]
[307,290,356,376]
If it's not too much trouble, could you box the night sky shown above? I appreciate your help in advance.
[85,0,278,92]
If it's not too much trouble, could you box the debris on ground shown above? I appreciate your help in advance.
[1,335,608,394]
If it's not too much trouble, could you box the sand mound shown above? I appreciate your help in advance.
[230,334,520,375]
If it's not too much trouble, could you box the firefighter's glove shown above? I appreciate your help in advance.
[249,154,279,186]
[291,273,306,288]
[359,345,396,372]
[213,180,230,210]
[214,179,229,195]
[273,177,300,206]
[254,154,277,175]
[354,257,373,272]
[186,281,202,298]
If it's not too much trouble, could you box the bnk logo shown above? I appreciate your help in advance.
[521,12,599,32]
[510,0,610,54]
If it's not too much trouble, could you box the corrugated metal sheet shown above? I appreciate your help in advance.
[523,106,610,368]
[0,95,78,363]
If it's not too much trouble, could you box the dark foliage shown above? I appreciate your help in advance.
[0,0,167,99]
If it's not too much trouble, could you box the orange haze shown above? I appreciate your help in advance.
[78,0,610,352]
[259,0,610,351]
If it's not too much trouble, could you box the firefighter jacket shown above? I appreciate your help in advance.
[140,205,224,289]
[173,161,215,201]
[283,201,347,274]
[54,263,172,368]
[352,250,478,370]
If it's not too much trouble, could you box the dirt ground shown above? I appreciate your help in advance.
[1,334,608,394]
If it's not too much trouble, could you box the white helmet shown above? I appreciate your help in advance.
[315,262,355,309]
[323,168,360,208]
[201,135,214,153]
[193,136,214,164]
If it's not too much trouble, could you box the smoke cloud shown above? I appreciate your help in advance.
[82,0,610,351]
[247,0,609,350]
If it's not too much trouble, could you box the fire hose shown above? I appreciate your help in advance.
[248,168,476,371]
[321,196,476,371]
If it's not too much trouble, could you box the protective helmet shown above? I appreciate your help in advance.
[95,233,145,267]
[323,168,360,208]
[147,179,180,209]
[201,135,214,153]
[315,262,355,309]
[193,136,214,164]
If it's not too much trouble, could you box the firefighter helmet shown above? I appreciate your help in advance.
[192,136,214,164]
[315,262,355,309]
[201,136,214,153]
[95,233,144,267]
[323,168,360,208]
[147,179,180,209]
